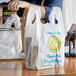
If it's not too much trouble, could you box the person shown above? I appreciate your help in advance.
[8,0,63,23]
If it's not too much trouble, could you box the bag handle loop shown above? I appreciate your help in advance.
[41,0,45,6]
[49,7,63,25]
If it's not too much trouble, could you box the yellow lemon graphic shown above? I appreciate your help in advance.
[48,36,61,53]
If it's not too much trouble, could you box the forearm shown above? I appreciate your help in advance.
[8,1,46,19]
[25,2,46,19]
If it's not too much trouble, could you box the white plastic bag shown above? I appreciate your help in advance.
[25,6,65,70]
[0,14,25,59]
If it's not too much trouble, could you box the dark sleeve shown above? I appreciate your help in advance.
[43,0,63,23]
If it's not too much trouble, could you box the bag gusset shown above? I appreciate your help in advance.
[0,14,24,59]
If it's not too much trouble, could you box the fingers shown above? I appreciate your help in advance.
[13,2,18,10]
[15,2,20,10]
[8,1,12,10]
[8,1,20,11]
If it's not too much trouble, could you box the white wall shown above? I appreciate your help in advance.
[62,0,76,36]
[62,0,76,53]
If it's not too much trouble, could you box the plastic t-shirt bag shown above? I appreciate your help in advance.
[24,6,65,70]
[0,14,25,59]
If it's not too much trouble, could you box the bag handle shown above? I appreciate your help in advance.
[25,6,42,41]
[41,0,45,6]
[49,7,65,38]
[49,7,63,25]
[26,6,42,26]
[24,0,45,27]
[32,0,45,24]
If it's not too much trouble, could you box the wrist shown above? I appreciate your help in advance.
[24,2,30,9]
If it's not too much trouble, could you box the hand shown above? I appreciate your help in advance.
[8,1,28,11]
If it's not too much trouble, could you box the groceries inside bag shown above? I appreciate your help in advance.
[0,14,25,59]
[24,6,65,70]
